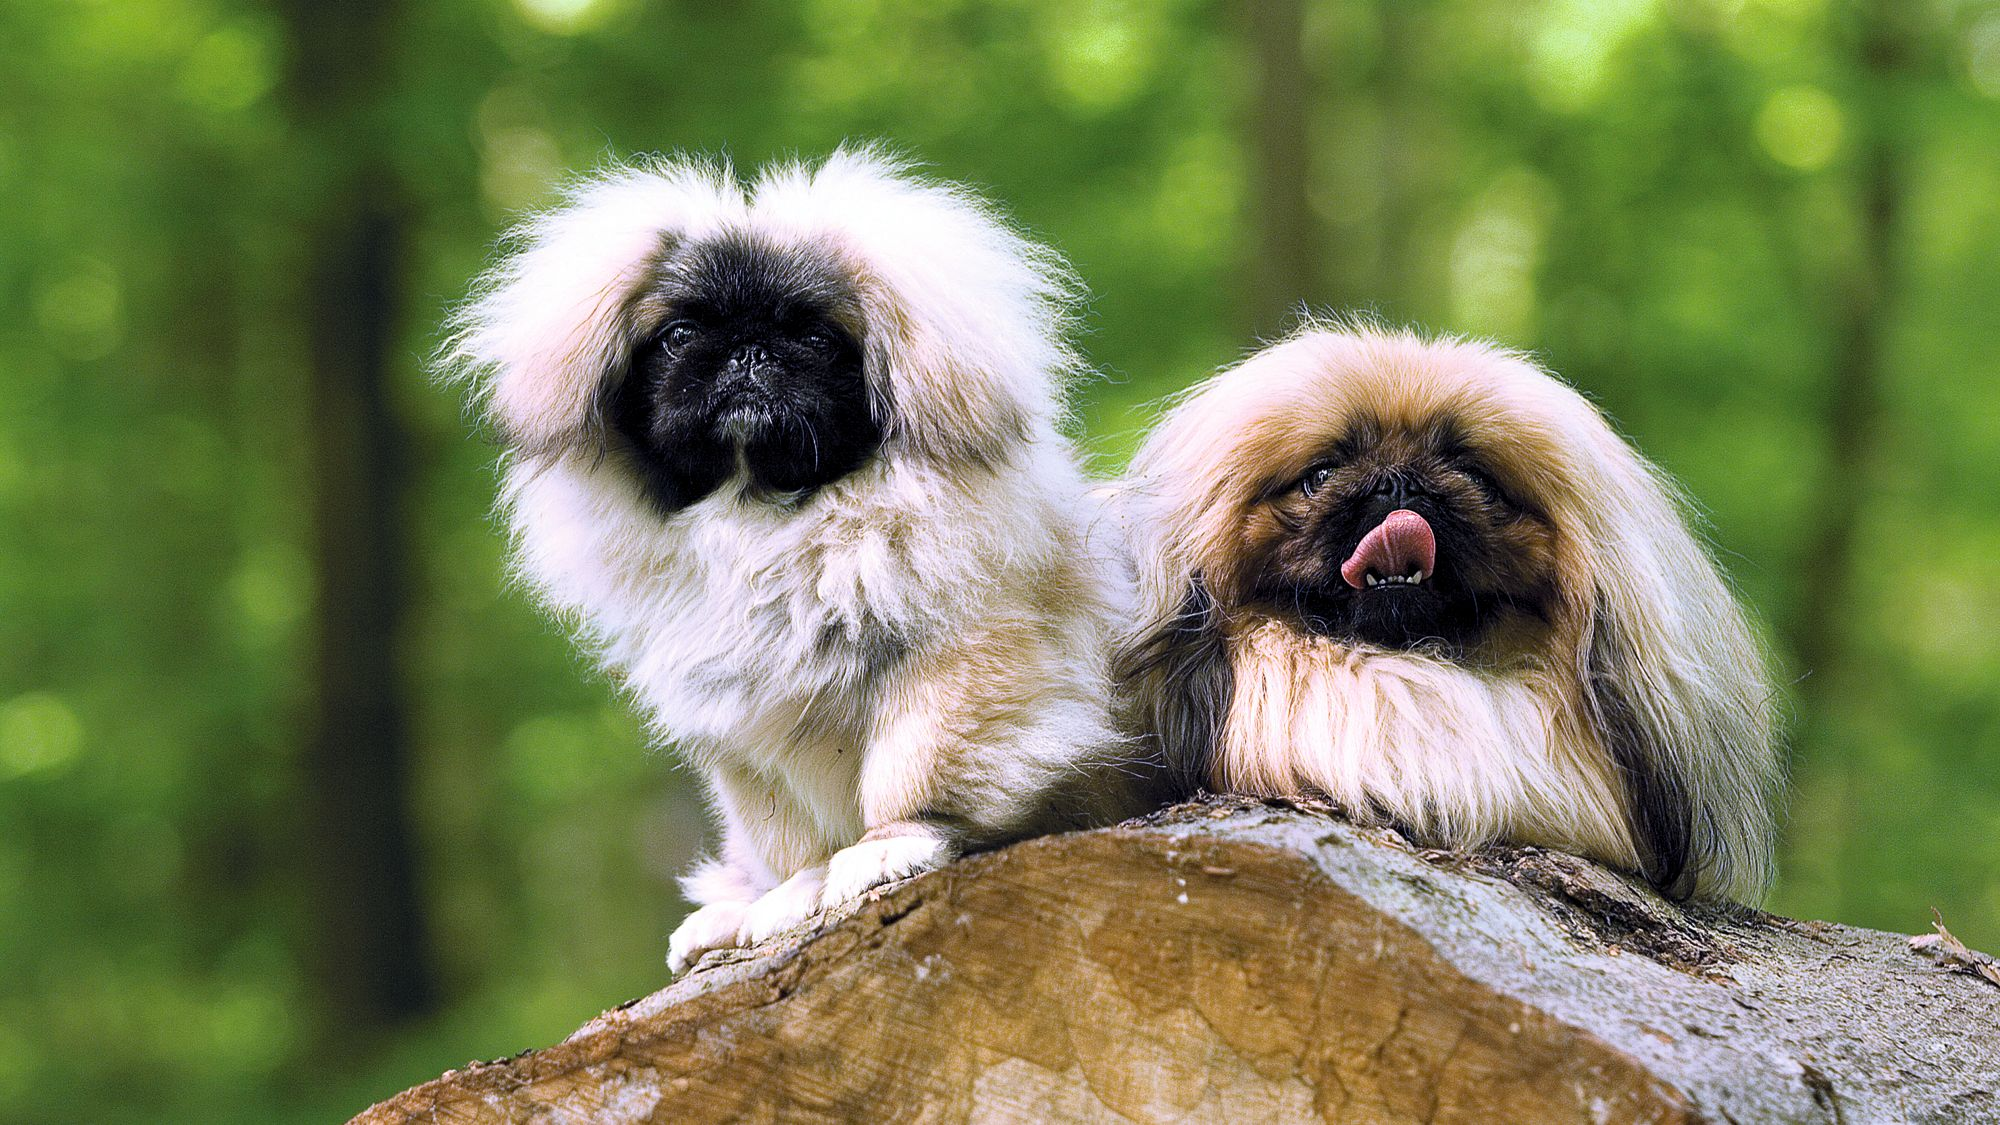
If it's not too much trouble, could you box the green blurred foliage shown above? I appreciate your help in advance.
[1,0,1996,1119]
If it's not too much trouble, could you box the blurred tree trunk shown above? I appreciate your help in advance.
[1785,0,1910,915]
[1790,4,1907,729]
[1241,0,1323,338]
[278,0,436,1035]
[1374,0,1424,321]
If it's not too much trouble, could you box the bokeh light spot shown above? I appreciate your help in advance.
[178,24,277,111]
[1528,0,1661,112]
[1968,14,2000,98]
[1449,168,1556,342]
[480,127,564,213]
[506,714,601,802]
[0,694,84,779]
[0,1022,38,1108]
[1757,85,1844,170]
[1048,10,1151,114]
[228,543,310,647]
[1150,132,1241,257]
[204,983,294,1073]
[512,0,617,36]
[33,260,125,362]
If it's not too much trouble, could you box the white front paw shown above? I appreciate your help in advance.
[821,832,950,910]
[668,901,750,974]
[737,865,827,947]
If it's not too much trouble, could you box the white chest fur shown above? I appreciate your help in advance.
[501,450,1081,860]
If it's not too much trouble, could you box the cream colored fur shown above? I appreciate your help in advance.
[448,148,1152,970]
[1218,620,1637,867]
[1121,325,1781,902]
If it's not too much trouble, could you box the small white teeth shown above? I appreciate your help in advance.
[1366,572,1426,588]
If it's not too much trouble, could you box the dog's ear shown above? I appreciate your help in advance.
[1584,606,1698,899]
[749,146,1077,467]
[1530,386,1780,904]
[1114,574,1232,795]
[1578,555,1780,903]
[444,157,743,456]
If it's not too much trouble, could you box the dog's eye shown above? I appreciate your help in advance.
[656,321,698,354]
[801,327,841,353]
[1461,464,1504,498]
[1299,463,1337,498]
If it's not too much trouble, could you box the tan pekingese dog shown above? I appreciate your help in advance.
[447,147,1166,970]
[1117,324,1782,901]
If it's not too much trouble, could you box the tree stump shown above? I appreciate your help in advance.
[352,798,2000,1123]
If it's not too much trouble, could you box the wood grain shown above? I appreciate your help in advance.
[353,799,1999,1123]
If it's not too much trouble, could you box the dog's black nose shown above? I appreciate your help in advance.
[724,344,777,381]
[1360,471,1433,518]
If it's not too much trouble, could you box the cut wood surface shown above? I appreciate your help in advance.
[353,798,2000,1124]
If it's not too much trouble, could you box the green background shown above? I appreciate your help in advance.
[3,0,1996,1119]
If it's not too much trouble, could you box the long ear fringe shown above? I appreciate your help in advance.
[437,154,745,453]
[438,146,1082,467]
[1111,574,1230,795]
[748,144,1084,464]
[1569,434,1783,902]
[1120,325,1783,904]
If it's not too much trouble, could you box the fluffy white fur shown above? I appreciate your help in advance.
[449,148,1150,971]
[1218,620,1636,869]
[1120,325,1782,902]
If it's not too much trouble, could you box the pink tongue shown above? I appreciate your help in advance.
[1341,510,1437,589]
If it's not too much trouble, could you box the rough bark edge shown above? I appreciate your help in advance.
[354,799,2000,1124]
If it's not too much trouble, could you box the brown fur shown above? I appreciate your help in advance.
[1117,325,1783,901]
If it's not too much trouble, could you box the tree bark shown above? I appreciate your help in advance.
[352,799,2000,1124]
[280,0,436,1032]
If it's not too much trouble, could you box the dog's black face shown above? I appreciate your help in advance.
[1248,416,1559,653]
[607,236,882,511]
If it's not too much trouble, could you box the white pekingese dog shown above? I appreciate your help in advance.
[449,148,1166,970]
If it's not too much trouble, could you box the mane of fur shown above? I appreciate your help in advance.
[444,156,745,453]
[1120,324,1782,902]
[442,148,1146,906]
[1218,619,1637,864]
[445,145,1080,465]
